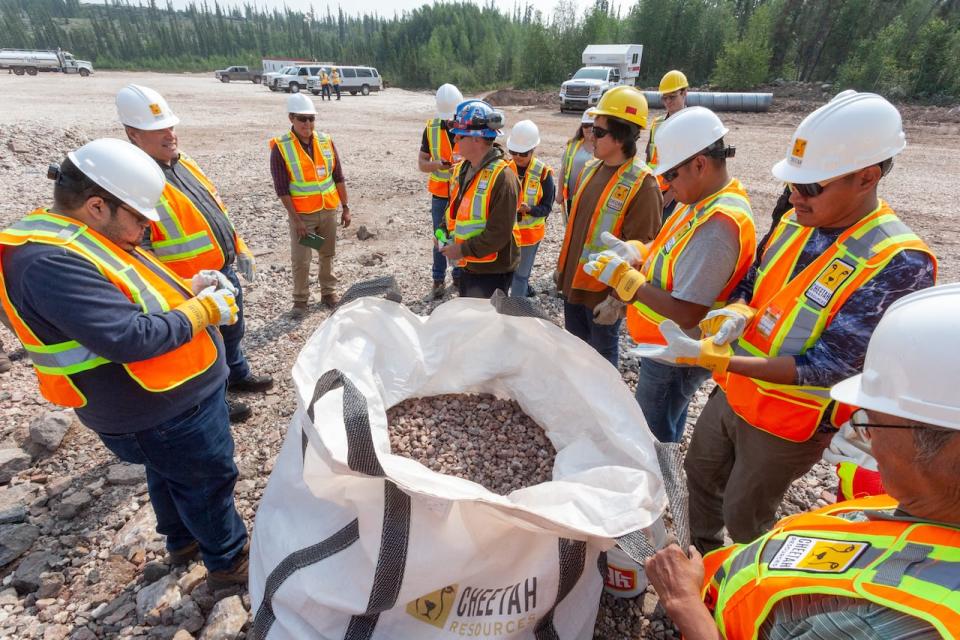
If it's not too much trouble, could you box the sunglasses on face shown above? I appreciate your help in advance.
[788,172,853,198]
[662,156,697,183]
[592,125,611,139]
[581,124,593,130]
[512,150,532,157]
[294,115,315,123]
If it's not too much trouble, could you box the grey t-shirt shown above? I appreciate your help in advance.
[566,144,594,201]
[670,214,742,307]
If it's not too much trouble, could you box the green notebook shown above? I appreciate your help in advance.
[298,233,326,250]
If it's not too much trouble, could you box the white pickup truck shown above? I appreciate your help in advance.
[559,44,642,112]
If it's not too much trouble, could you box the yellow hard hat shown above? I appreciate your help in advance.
[659,70,689,94]
[587,86,648,128]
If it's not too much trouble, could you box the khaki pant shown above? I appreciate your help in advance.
[289,211,338,302]
[685,389,834,553]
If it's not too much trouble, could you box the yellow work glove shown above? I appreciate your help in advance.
[174,286,239,336]
[600,231,650,267]
[630,319,733,374]
[698,302,756,345]
[583,251,645,302]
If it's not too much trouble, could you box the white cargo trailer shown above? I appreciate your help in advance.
[581,44,643,83]
[0,48,94,76]
[559,44,643,111]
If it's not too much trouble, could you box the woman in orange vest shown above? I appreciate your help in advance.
[555,111,595,223]
[644,284,960,640]
[0,139,249,589]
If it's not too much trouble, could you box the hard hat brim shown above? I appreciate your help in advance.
[133,204,161,222]
[831,374,960,432]
[130,113,180,131]
[772,158,841,185]
[507,137,539,153]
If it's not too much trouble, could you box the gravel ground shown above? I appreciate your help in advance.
[0,71,957,639]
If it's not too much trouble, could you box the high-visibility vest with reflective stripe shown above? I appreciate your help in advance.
[332,71,340,85]
[715,202,937,442]
[0,210,218,408]
[559,138,584,202]
[647,115,670,193]
[425,119,457,198]
[701,495,960,640]
[557,157,651,292]
[270,132,340,213]
[507,157,553,247]
[626,179,755,345]
[836,461,885,502]
[151,153,240,277]
[320,71,329,85]
[447,158,513,267]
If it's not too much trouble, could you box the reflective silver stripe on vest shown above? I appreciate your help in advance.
[151,197,215,260]
[24,342,106,373]
[580,160,645,261]
[278,135,305,182]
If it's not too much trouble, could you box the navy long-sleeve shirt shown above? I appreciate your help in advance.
[2,242,227,434]
[732,226,935,388]
[516,164,555,218]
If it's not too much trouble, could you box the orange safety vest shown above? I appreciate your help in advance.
[425,119,458,198]
[447,158,514,267]
[0,210,218,408]
[559,138,585,202]
[151,153,242,277]
[332,71,340,85]
[836,461,885,502]
[646,115,670,193]
[715,201,937,442]
[507,156,553,247]
[320,71,329,85]
[701,495,960,640]
[557,157,651,292]
[270,131,341,213]
[626,179,755,345]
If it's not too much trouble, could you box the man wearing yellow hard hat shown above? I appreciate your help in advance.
[648,70,689,220]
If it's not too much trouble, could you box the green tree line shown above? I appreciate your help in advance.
[1,0,958,99]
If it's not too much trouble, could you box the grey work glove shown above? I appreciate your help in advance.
[236,251,257,283]
[593,296,627,325]
[190,269,237,296]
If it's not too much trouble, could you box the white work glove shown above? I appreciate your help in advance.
[583,251,645,301]
[699,302,756,345]
[630,319,733,373]
[236,251,257,283]
[593,296,626,325]
[190,269,237,296]
[822,423,878,471]
[197,285,239,326]
[600,231,649,267]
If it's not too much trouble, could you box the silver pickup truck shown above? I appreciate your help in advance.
[214,66,263,84]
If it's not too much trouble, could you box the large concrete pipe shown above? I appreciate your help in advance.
[642,91,773,112]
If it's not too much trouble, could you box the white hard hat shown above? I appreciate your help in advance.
[287,93,317,115]
[507,120,540,153]
[436,83,463,120]
[581,111,595,125]
[651,106,729,176]
[831,283,960,431]
[67,138,166,221]
[116,84,180,131]
[772,91,905,184]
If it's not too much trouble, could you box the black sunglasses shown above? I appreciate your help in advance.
[511,150,532,157]
[662,156,697,182]
[592,125,611,139]
[849,409,953,441]
[581,123,593,129]
[294,115,315,123]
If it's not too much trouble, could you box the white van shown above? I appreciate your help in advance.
[308,65,383,96]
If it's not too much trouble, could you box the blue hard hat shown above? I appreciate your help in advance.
[450,100,504,139]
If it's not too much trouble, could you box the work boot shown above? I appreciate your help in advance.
[526,285,537,298]
[430,280,445,300]
[167,540,201,566]
[321,293,340,307]
[0,348,10,374]
[290,301,308,319]
[228,374,274,394]
[207,544,249,592]
[228,401,252,424]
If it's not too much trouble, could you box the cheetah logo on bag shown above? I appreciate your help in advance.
[607,184,630,212]
[789,138,807,166]
[406,585,458,628]
[806,259,854,307]
[769,535,869,573]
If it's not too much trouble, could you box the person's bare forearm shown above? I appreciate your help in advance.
[726,354,797,384]
[279,195,298,219]
[632,285,710,330]
[662,599,723,640]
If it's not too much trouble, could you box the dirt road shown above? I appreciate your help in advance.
[0,71,957,639]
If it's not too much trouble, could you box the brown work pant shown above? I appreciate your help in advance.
[685,389,834,553]
[289,211,338,302]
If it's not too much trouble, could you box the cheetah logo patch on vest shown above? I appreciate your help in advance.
[608,184,630,212]
[806,259,855,307]
[769,535,869,573]
[477,169,493,192]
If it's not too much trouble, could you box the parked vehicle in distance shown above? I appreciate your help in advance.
[307,65,383,96]
[263,65,294,91]
[0,48,94,76]
[262,58,321,75]
[559,44,642,111]
[271,64,324,93]
[214,65,262,83]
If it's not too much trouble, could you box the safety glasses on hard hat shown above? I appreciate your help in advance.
[849,409,953,441]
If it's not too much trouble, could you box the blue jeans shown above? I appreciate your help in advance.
[635,357,712,442]
[563,301,621,367]
[221,265,250,384]
[431,196,462,282]
[97,386,247,572]
[510,242,540,297]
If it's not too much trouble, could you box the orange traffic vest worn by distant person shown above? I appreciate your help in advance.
[701,495,960,640]
[271,131,341,213]
[557,157,651,292]
[715,201,937,442]
[559,138,584,202]
[447,159,513,268]
[626,179,755,345]
[150,153,244,277]
[507,156,553,247]
[0,210,218,408]
[425,119,458,198]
